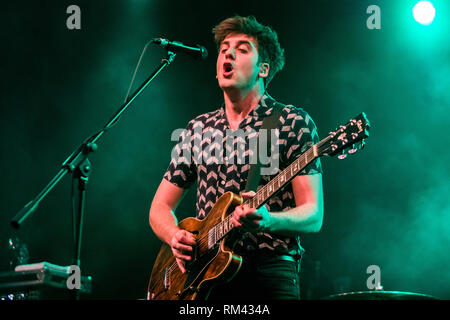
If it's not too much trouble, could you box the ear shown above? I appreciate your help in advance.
[258,62,270,78]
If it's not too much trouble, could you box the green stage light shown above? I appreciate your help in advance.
[413,1,436,25]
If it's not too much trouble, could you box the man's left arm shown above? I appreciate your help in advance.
[267,173,323,235]
[232,173,324,236]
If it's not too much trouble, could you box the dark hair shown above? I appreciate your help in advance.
[212,15,285,88]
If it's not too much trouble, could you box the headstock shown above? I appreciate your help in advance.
[318,112,370,159]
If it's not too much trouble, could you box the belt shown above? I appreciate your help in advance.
[265,254,297,263]
[245,253,297,264]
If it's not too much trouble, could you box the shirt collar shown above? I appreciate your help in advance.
[218,92,277,124]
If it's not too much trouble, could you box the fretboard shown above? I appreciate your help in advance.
[207,144,319,248]
[245,145,318,209]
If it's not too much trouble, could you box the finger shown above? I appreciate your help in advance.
[240,191,256,198]
[242,211,262,220]
[172,249,192,261]
[237,206,261,221]
[177,231,196,245]
[231,215,242,228]
[176,258,186,273]
[240,219,260,232]
[172,242,193,252]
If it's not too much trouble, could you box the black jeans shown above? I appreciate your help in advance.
[208,254,301,300]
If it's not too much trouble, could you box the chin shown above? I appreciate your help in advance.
[218,79,237,90]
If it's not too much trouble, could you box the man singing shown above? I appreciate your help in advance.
[149,15,323,300]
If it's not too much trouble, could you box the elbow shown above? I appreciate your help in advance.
[149,207,155,230]
[309,206,324,233]
[148,202,159,231]
[311,217,323,233]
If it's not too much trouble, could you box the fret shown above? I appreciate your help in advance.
[279,172,285,184]
[267,183,273,195]
[258,191,264,205]
[217,222,223,239]
[228,216,233,229]
[223,217,230,234]
[215,225,219,244]
[292,160,298,173]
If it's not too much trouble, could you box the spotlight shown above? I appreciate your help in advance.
[413,1,436,25]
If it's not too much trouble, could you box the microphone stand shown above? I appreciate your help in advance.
[10,51,177,298]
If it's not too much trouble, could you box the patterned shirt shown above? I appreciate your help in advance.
[163,93,322,258]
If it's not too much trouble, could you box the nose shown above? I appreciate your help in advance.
[224,47,235,60]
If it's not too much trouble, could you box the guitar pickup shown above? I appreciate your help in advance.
[163,268,169,290]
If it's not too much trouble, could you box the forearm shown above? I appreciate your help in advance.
[149,202,181,245]
[266,202,323,237]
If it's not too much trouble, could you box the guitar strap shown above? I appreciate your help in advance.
[245,103,283,193]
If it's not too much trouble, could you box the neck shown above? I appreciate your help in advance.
[223,83,265,129]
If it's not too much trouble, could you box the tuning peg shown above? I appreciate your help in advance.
[338,150,347,160]
[348,144,358,154]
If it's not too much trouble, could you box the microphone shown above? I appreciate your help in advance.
[151,38,208,60]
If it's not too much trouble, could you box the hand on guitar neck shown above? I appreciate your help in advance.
[231,191,271,233]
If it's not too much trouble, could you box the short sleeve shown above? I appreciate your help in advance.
[163,120,197,189]
[282,107,323,175]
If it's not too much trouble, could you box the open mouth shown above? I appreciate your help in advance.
[223,62,234,77]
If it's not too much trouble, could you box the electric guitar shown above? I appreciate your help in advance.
[147,112,370,300]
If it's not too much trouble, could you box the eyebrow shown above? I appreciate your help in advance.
[220,40,253,48]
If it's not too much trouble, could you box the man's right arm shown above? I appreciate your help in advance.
[149,178,196,273]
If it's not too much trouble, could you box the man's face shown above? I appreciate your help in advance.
[216,33,267,92]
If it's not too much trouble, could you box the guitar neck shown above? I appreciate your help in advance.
[243,144,319,209]
[208,144,321,248]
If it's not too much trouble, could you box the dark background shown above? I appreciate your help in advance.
[1,0,449,300]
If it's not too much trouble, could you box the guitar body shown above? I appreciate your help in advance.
[147,191,243,300]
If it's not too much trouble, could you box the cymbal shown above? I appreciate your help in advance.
[323,290,438,300]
